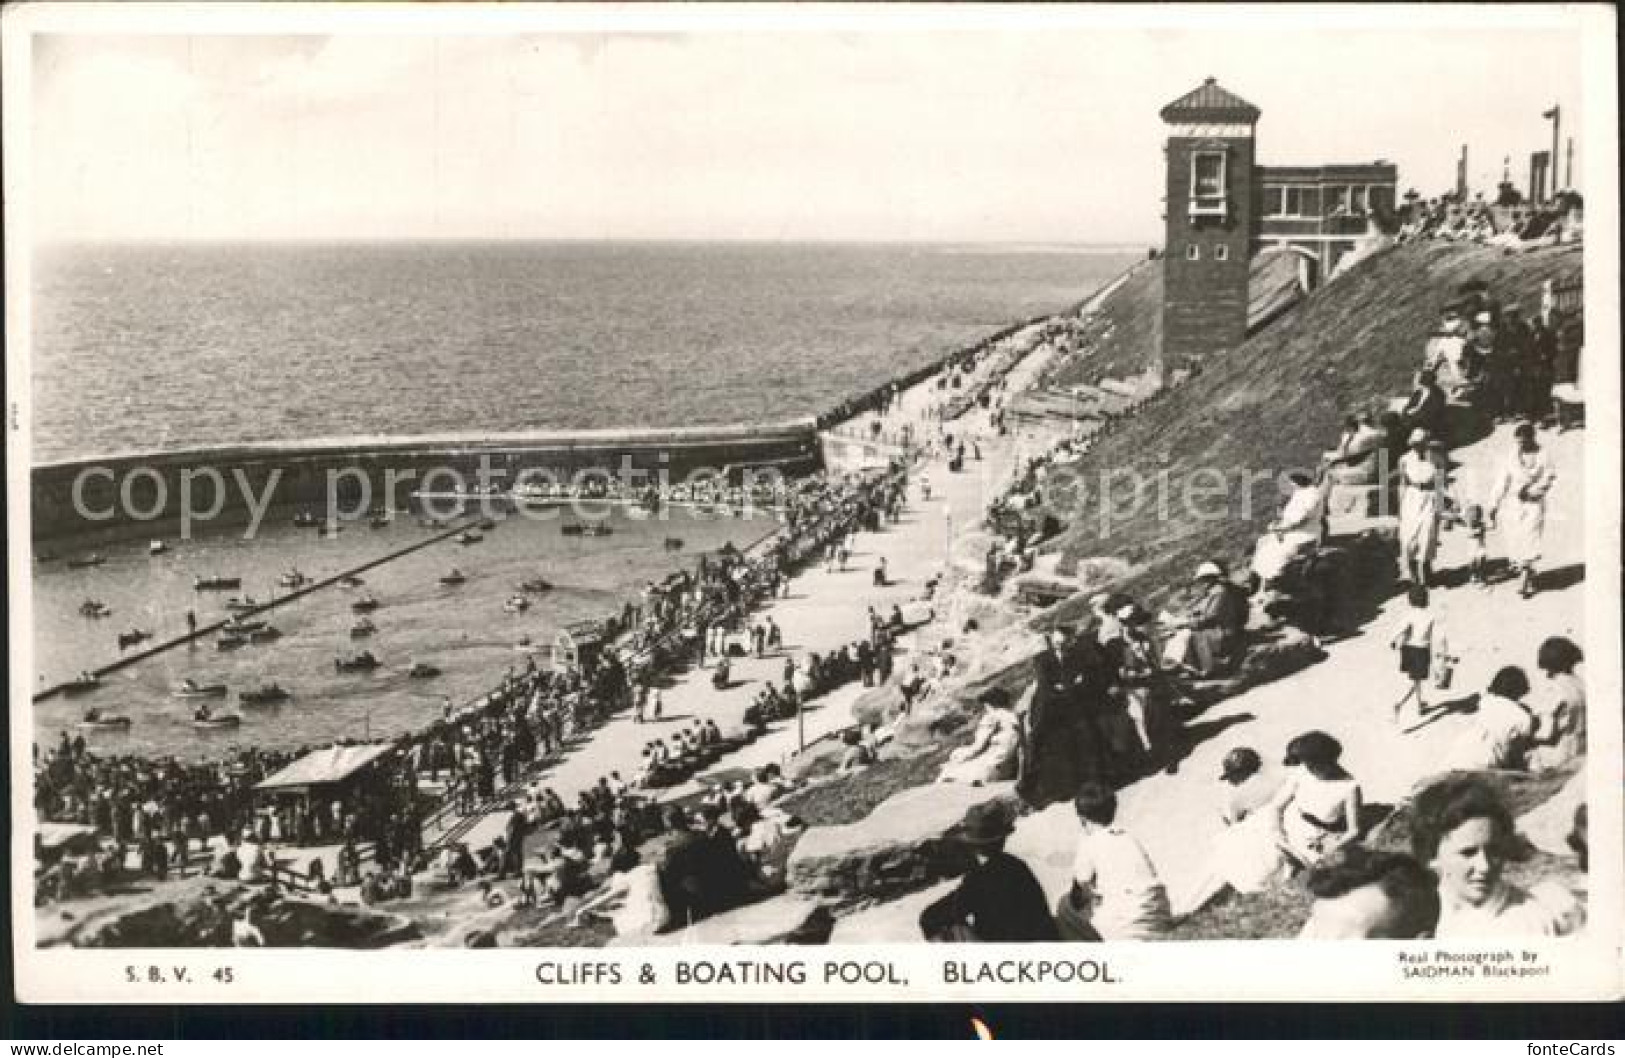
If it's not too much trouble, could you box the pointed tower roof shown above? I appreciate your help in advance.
[1159,77,1260,124]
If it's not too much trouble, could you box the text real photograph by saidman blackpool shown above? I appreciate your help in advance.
[4,1,1621,1005]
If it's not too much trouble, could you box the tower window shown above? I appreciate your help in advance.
[1186,244,1201,261]
[1189,149,1228,220]
[1214,244,1230,262]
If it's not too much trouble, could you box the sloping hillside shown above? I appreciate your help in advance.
[1043,248,1312,390]
[1040,240,1583,618]
[1042,259,1164,388]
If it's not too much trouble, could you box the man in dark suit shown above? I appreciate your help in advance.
[919,801,1059,942]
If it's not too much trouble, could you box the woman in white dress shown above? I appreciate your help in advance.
[1274,731,1363,869]
[1410,775,1583,939]
[1170,747,1290,917]
[1396,429,1446,586]
[572,862,670,938]
[1251,470,1327,588]
[1526,637,1586,772]
[1442,666,1538,773]
[939,687,1023,785]
[1488,423,1557,598]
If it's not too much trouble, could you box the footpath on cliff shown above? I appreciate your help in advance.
[830,414,1589,940]
[824,241,1594,941]
[433,285,1109,858]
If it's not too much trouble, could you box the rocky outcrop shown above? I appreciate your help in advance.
[55,880,422,949]
[786,781,1019,908]
[1186,628,1326,706]
[615,893,835,947]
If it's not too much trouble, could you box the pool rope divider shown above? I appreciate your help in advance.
[32,514,488,704]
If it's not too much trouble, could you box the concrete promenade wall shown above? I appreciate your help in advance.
[30,421,819,543]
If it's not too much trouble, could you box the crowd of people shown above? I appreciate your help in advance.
[1396,188,1584,251]
[31,735,424,903]
[916,272,1588,943]
[33,447,917,916]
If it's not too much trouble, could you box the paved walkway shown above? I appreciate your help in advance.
[443,307,1083,850]
[1010,420,1590,903]
[836,419,1592,941]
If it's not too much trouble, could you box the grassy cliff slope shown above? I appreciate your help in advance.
[1040,241,1583,617]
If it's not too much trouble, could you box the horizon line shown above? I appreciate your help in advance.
[32,234,1157,250]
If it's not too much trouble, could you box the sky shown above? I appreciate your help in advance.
[19,7,1597,244]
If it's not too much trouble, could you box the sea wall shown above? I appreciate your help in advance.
[32,269,1138,545]
[30,421,819,543]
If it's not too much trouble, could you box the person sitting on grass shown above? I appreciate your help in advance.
[1163,561,1250,679]
[918,801,1058,943]
[1440,665,1538,772]
[1526,636,1586,772]
[1170,747,1290,918]
[1058,782,1171,941]
[839,728,875,773]
[938,688,1023,785]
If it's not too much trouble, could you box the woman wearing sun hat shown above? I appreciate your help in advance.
[918,801,1058,942]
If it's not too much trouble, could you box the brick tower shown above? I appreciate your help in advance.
[1159,78,1260,365]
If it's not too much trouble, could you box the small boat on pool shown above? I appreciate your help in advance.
[78,709,131,731]
[502,595,531,614]
[195,575,242,591]
[562,522,613,537]
[224,596,261,612]
[277,569,309,589]
[67,554,106,569]
[62,673,102,696]
[517,577,552,593]
[475,517,496,531]
[216,632,246,651]
[239,683,290,706]
[350,594,380,613]
[292,511,321,528]
[246,626,282,643]
[350,618,377,638]
[116,628,152,650]
[457,530,483,545]
[407,662,441,679]
[439,569,467,586]
[338,575,365,588]
[191,708,241,730]
[223,616,266,633]
[79,600,113,619]
[173,679,228,699]
[149,540,168,555]
[335,651,380,673]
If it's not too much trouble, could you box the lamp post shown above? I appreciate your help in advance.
[1543,105,1561,199]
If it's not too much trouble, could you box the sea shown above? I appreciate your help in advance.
[31,241,1138,462]
[29,241,1138,758]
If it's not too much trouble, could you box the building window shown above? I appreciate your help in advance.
[1325,185,1351,217]
[1280,186,1321,218]
[1189,150,1228,220]
[1186,244,1200,261]
[1214,244,1229,261]
[1263,186,1285,217]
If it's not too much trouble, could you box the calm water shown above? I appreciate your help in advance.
[30,240,1134,758]
[30,241,1136,461]
[34,504,772,758]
